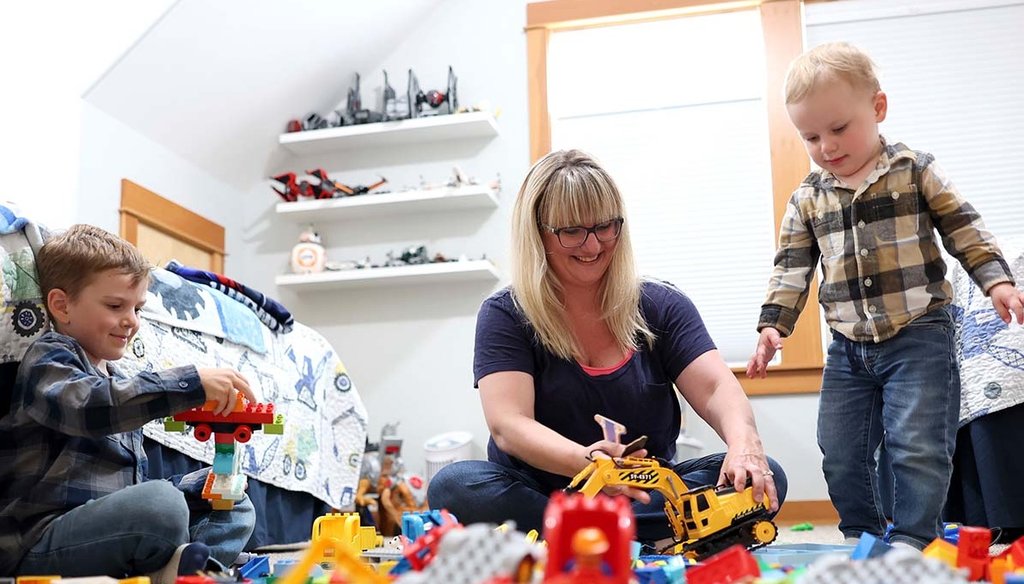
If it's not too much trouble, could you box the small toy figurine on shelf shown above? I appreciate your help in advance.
[290,225,326,274]
[408,66,458,118]
[270,172,315,202]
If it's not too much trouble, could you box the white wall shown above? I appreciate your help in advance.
[0,1,177,227]
[233,0,531,481]
[78,103,249,254]
[684,395,826,501]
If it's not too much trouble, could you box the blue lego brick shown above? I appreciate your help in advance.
[753,543,855,566]
[213,451,235,475]
[239,555,272,578]
[943,522,961,545]
[634,566,670,583]
[400,509,458,541]
[850,533,892,560]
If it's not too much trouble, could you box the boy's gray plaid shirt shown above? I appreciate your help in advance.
[759,138,1014,343]
[0,331,205,573]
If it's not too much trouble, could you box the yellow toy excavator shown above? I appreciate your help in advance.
[565,454,777,559]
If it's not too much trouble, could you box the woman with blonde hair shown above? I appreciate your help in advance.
[428,150,786,541]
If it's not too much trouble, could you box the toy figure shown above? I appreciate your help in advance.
[290,225,326,274]
[347,73,384,125]
[355,424,429,536]
[408,66,458,118]
[270,172,315,203]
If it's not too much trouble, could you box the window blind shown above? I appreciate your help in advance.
[547,10,777,365]
[805,0,1024,239]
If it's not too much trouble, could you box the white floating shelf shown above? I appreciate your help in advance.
[276,185,498,223]
[275,259,500,291]
[279,112,499,155]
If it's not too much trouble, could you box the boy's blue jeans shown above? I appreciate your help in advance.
[16,472,255,576]
[427,452,787,542]
[818,306,959,548]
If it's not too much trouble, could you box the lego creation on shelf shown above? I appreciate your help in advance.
[280,65,500,155]
[278,110,498,155]
[165,394,284,510]
[270,169,388,203]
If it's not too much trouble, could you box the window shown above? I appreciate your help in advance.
[805,0,1024,237]
[547,11,776,367]
[527,0,823,394]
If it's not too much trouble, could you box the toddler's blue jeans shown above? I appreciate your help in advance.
[427,452,787,542]
[818,306,959,548]
[16,470,254,576]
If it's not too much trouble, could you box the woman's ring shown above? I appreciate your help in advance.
[763,469,774,477]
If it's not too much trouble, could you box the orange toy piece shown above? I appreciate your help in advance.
[545,527,619,584]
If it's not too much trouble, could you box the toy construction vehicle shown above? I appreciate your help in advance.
[565,455,777,559]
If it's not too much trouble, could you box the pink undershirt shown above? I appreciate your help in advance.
[578,350,635,376]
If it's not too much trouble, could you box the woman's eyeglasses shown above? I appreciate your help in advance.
[541,217,624,248]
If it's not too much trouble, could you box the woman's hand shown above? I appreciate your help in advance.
[718,447,779,512]
[583,439,652,503]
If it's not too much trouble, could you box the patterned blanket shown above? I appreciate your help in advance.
[0,205,48,363]
[119,314,369,510]
[147,268,268,354]
[952,236,1024,426]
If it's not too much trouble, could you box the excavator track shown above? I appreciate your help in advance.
[666,512,777,559]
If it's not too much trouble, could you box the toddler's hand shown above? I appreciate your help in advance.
[197,368,255,416]
[989,282,1024,325]
[746,327,783,378]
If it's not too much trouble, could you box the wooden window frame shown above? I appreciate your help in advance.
[119,179,226,273]
[526,0,824,395]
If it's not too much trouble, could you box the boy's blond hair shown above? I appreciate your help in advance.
[36,224,151,303]
[510,149,655,361]
[784,42,881,104]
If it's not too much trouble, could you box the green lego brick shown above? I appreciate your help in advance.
[164,419,186,433]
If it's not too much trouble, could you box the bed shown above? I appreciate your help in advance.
[943,237,1024,535]
[0,208,369,549]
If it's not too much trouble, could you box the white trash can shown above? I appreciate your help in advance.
[424,431,474,483]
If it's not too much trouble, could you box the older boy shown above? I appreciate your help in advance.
[748,42,1024,548]
[0,224,256,579]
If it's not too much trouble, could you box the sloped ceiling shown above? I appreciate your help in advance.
[83,0,442,188]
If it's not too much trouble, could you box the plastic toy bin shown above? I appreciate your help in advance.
[424,431,474,483]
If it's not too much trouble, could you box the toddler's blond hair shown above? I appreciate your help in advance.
[784,42,880,104]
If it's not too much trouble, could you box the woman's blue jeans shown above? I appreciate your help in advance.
[818,306,959,548]
[16,473,255,576]
[427,452,787,542]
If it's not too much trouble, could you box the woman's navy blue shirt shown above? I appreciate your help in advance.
[473,279,716,493]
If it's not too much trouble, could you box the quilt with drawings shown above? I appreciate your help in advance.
[951,236,1024,426]
[118,269,368,510]
[0,208,49,362]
